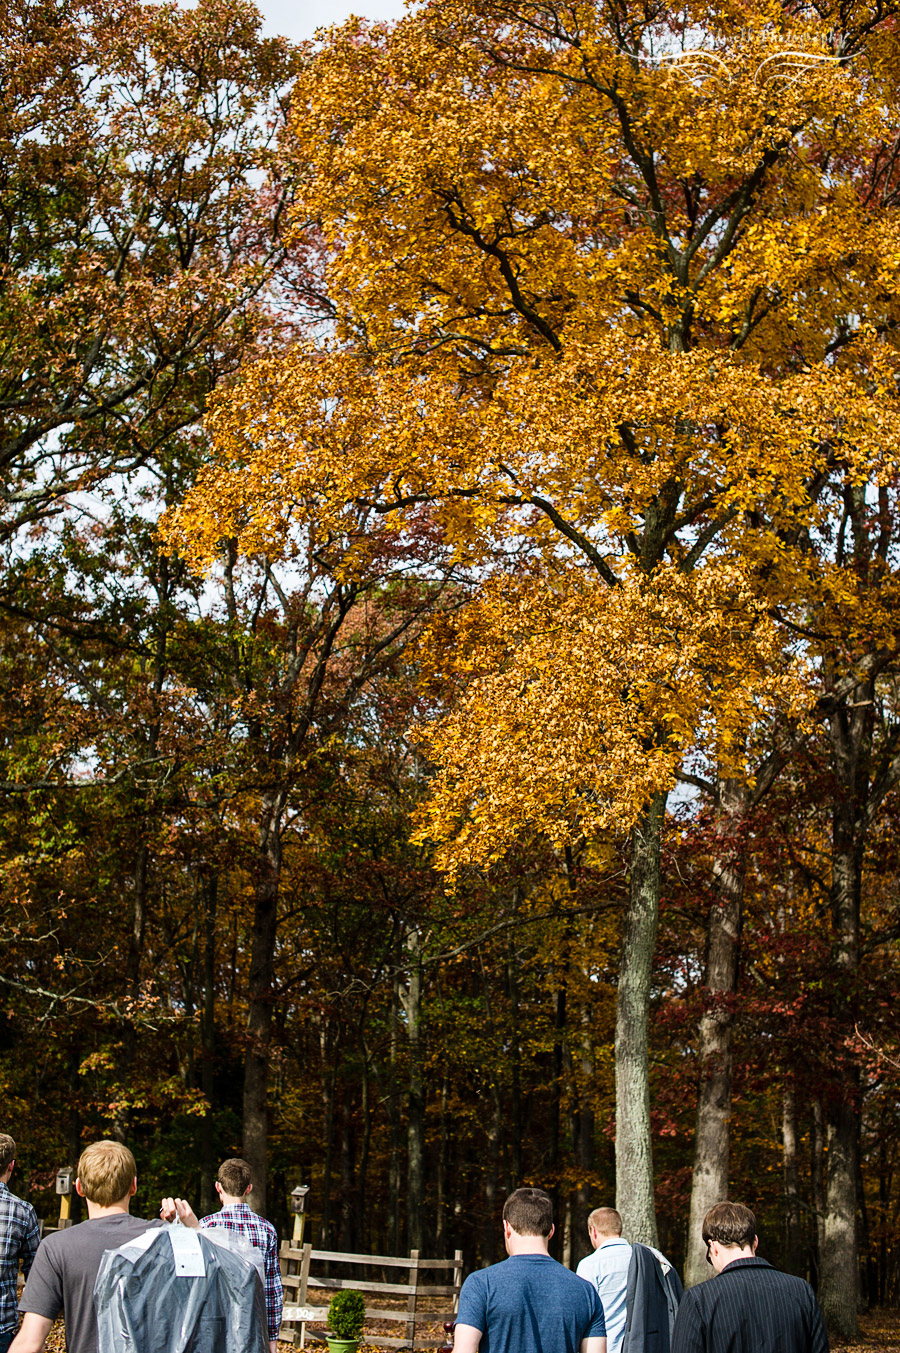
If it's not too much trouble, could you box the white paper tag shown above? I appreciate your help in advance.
[168,1226,206,1278]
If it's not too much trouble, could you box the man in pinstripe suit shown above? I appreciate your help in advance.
[671,1203,828,1353]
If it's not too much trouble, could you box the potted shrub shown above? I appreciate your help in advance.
[326,1289,366,1353]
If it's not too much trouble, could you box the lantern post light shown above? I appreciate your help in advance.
[289,1183,310,1246]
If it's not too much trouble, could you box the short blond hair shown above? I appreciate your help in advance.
[77,1140,136,1206]
[0,1134,15,1174]
[588,1206,623,1237]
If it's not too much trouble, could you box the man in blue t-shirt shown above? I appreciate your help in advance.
[454,1187,607,1353]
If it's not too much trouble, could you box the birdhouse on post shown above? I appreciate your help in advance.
[56,1166,74,1229]
[289,1183,310,1246]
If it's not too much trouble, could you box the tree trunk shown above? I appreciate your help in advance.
[340,1083,355,1250]
[199,874,218,1218]
[563,1193,574,1268]
[388,961,401,1255]
[685,781,745,1286]
[811,1097,826,1287]
[823,1099,859,1334]
[549,980,567,1258]
[574,1007,596,1269]
[481,1086,502,1266]
[506,942,523,1188]
[243,793,284,1216]
[321,1039,336,1249]
[119,842,150,1083]
[404,929,425,1254]
[820,696,867,1336]
[358,1061,372,1252]
[615,790,665,1246]
[858,1154,871,1311]
[783,1080,803,1276]
[436,1071,449,1252]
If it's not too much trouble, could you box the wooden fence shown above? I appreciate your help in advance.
[279,1242,463,1349]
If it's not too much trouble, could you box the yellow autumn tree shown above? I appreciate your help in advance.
[162,0,900,1307]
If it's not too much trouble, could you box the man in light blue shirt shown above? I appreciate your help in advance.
[575,1208,632,1353]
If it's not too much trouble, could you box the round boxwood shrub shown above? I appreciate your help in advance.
[328,1289,366,1341]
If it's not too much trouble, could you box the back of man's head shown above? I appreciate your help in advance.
[588,1206,622,1238]
[77,1140,136,1206]
[503,1188,553,1237]
[702,1201,757,1248]
[0,1134,16,1175]
[217,1157,252,1197]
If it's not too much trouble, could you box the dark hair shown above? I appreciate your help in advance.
[218,1158,253,1197]
[503,1187,553,1237]
[0,1134,15,1174]
[702,1201,757,1248]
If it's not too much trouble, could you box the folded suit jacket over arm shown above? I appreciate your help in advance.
[622,1243,684,1353]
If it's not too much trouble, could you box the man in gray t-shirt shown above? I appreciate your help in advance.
[11,1141,172,1353]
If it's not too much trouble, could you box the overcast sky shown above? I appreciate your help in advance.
[258,0,408,42]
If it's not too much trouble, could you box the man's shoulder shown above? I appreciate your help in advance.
[35,1218,94,1252]
[40,1214,160,1255]
[0,1184,33,1210]
[489,1255,599,1294]
[700,1260,816,1304]
[201,1207,277,1239]
[26,1218,89,1272]
[720,1259,802,1283]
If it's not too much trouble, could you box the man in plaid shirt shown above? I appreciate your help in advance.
[164,1158,283,1352]
[0,1134,40,1353]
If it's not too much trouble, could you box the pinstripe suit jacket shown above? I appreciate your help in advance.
[670,1258,829,1353]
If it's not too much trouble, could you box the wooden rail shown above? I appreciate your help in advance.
[279,1243,464,1350]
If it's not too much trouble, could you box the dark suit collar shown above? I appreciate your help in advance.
[720,1257,775,1274]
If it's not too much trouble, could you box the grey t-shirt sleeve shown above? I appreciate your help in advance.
[457,1270,488,1332]
[19,1238,64,1320]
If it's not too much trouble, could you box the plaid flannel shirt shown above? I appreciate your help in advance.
[0,1181,40,1334]
[199,1202,283,1340]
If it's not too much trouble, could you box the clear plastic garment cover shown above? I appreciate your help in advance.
[94,1223,269,1353]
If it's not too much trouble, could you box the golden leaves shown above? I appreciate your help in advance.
[161,333,900,572]
[410,562,810,874]
[160,0,900,880]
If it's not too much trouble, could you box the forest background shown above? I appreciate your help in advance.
[3,0,900,1341]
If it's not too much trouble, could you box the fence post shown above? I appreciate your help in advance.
[452,1249,463,1312]
[406,1248,420,1348]
[298,1243,312,1349]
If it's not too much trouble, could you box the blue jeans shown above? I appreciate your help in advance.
[0,1327,15,1353]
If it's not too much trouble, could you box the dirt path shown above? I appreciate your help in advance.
[41,1306,900,1351]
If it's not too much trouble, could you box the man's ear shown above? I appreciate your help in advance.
[548,1224,555,1240]
[752,1235,759,1254]
[130,1177,137,1197]
[215,1181,223,1196]
[75,1178,86,1197]
[244,1183,253,1197]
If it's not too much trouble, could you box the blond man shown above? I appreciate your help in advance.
[12,1140,169,1353]
[575,1208,632,1353]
